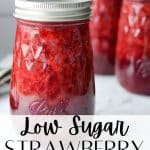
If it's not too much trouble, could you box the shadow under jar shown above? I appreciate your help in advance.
[90,0,122,75]
[116,0,150,95]
[10,0,95,115]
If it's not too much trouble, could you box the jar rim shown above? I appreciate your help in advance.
[14,0,91,22]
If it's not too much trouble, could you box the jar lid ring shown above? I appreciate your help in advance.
[14,0,91,22]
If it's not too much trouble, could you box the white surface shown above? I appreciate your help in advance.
[0,75,150,115]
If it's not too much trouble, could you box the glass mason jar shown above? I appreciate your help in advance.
[116,0,150,95]
[90,0,122,74]
[10,0,95,115]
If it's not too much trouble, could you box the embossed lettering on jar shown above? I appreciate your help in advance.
[90,0,122,74]
[116,0,150,95]
[10,0,95,115]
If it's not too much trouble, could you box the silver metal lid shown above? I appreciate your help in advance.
[14,0,91,22]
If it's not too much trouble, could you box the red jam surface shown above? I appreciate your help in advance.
[116,0,150,95]
[10,19,95,115]
[90,0,122,74]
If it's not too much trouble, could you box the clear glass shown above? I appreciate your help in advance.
[116,0,150,95]
[10,19,95,115]
[90,0,122,74]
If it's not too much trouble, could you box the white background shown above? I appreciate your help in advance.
[0,0,15,59]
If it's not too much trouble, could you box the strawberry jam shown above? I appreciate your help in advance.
[10,0,95,115]
[90,0,122,74]
[116,0,150,95]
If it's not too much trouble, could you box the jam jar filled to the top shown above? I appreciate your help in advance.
[116,0,150,95]
[10,0,95,115]
[90,0,122,74]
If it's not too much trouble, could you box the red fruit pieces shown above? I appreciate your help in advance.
[116,1,150,95]
[90,0,122,74]
[90,0,122,38]
[10,20,94,110]
[117,1,150,60]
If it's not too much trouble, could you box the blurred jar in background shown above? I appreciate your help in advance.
[90,0,122,75]
[116,0,150,95]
